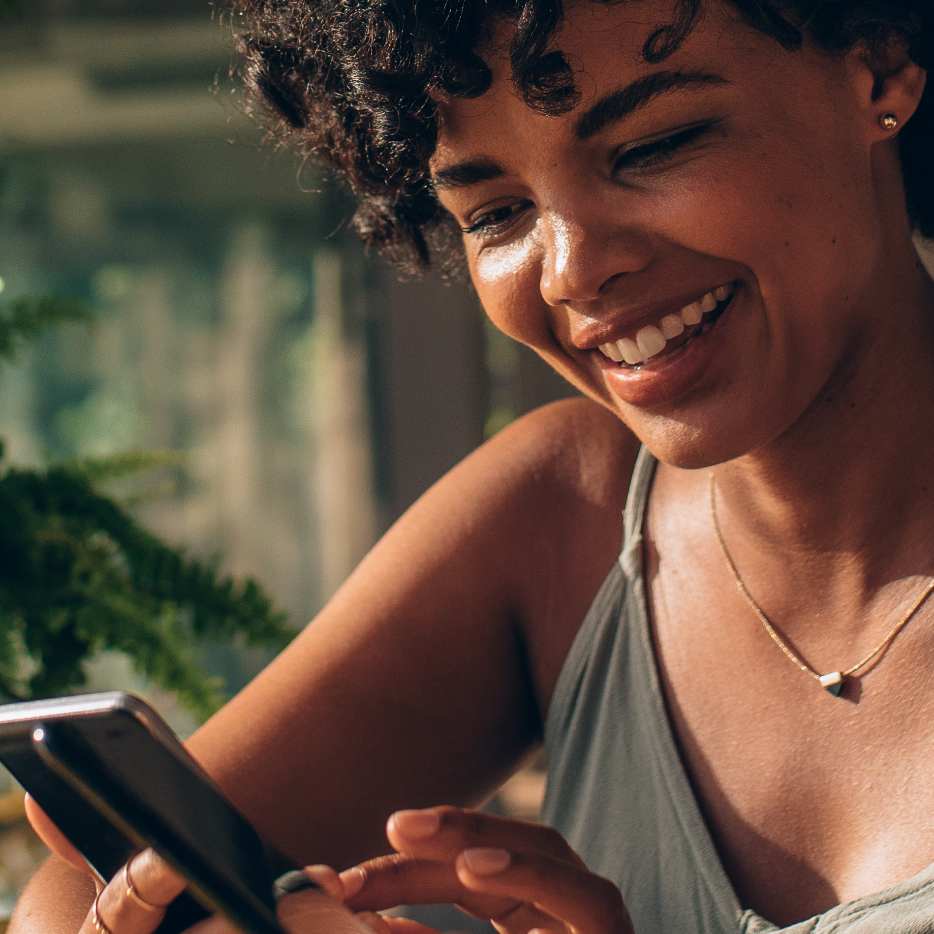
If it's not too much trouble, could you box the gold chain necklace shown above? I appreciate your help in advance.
[709,474,934,696]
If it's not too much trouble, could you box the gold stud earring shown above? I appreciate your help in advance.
[880,113,898,131]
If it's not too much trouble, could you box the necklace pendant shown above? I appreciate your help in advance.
[818,671,845,696]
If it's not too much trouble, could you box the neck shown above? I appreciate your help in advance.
[713,249,934,589]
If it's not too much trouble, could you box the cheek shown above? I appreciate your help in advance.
[471,242,552,346]
[677,137,876,309]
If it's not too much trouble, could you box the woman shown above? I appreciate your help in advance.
[11,0,934,932]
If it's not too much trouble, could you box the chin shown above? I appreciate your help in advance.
[618,410,784,471]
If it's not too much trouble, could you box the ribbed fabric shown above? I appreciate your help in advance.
[540,447,934,934]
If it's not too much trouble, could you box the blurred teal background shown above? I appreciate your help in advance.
[0,0,569,919]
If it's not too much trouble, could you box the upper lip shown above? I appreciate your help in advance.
[570,284,734,349]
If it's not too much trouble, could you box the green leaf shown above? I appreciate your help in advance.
[0,296,94,363]
[0,459,295,721]
[0,295,293,721]
[57,449,183,482]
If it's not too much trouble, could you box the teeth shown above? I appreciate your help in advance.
[681,300,703,326]
[617,337,642,365]
[598,282,734,366]
[659,314,684,339]
[636,325,666,359]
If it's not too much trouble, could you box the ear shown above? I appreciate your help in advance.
[850,38,927,142]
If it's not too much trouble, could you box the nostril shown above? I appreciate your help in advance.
[539,235,654,307]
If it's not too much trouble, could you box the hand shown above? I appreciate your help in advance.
[79,855,390,934]
[186,866,395,934]
[25,795,187,934]
[338,806,633,934]
[79,848,186,934]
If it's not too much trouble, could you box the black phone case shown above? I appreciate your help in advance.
[0,694,287,934]
[0,715,210,934]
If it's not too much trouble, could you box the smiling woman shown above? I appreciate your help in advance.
[11,2,934,934]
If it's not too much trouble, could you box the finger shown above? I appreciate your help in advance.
[299,865,344,901]
[184,917,238,934]
[356,912,393,934]
[120,849,186,907]
[455,848,633,934]
[386,808,584,869]
[25,794,92,876]
[342,853,514,916]
[341,854,554,932]
[276,881,383,934]
[339,865,368,901]
[380,918,442,934]
[84,850,185,934]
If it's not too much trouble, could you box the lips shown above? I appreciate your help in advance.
[597,282,735,368]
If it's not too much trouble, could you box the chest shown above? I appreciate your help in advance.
[644,488,934,924]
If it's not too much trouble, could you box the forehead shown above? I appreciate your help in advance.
[432,0,791,159]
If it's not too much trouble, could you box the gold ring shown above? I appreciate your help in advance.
[124,860,165,912]
[91,891,114,934]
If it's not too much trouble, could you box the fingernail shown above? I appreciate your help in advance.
[390,809,440,838]
[338,865,367,900]
[460,847,511,874]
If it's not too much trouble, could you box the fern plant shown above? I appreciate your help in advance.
[0,298,294,721]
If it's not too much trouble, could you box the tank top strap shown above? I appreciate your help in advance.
[620,445,657,579]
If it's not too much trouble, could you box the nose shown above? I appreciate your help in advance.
[538,200,654,307]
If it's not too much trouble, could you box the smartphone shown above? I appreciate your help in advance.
[0,692,291,934]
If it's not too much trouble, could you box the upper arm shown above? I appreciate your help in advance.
[184,398,638,871]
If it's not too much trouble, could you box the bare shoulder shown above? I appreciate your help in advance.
[453,398,640,711]
[471,397,640,564]
[368,396,639,571]
[479,396,640,506]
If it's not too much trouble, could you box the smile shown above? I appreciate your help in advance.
[598,283,735,368]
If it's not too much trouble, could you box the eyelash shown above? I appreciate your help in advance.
[613,122,712,172]
[459,122,715,238]
[460,204,525,237]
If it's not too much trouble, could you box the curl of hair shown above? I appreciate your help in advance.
[229,0,934,268]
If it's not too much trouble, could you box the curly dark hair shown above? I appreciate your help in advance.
[229,0,934,269]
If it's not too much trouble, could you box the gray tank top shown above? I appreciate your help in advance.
[539,447,934,934]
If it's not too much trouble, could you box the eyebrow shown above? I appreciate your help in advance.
[575,70,729,140]
[430,69,729,191]
[432,158,504,192]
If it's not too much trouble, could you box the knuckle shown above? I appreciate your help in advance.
[536,823,575,857]
[538,824,564,847]
[461,808,487,839]
[367,852,414,879]
[427,804,469,837]
[592,875,629,921]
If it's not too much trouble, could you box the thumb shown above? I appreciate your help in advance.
[276,883,381,934]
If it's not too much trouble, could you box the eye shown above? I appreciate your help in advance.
[613,122,716,174]
[460,201,530,238]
